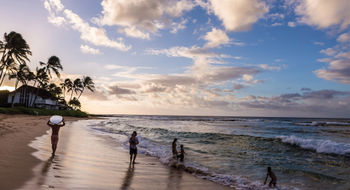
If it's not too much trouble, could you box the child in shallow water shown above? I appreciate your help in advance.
[177,145,185,162]
[264,166,277,188]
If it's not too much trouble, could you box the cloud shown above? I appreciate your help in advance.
[63,9,131,51]
[292,0,350,29]
[43,0,131,51]
[239,89,350,117]
[288,21,296,27]
[170,19,188,34]
[208,0,269,31]
[80,45,102,55]
[315,46,350,84]
[259,64,281,71]
[203,28,230,48]
[337,32,350,42]
[109,85,136,95]
[118,26,150,40]
[94,0,195,36]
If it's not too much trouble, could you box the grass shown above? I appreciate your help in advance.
[0,106,88,117]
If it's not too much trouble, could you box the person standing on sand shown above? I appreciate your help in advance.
[47,119,65,156]
[264,166,277,188]
[129,131,139,164]
[172,138,178,159]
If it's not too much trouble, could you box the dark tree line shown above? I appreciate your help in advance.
[0,31,95,110]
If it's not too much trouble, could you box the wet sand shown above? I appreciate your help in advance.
[18,120,233,190]
[0,114,85,190]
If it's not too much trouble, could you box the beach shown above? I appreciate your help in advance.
[0,115,232,190]
[0,114,83,190]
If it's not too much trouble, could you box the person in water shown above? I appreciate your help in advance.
[172,138,178,159]
[264,166,277,187]
[47,118,65,156]
[177,144,185,162]
[129,131,139,164]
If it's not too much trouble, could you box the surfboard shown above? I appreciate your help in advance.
[49,115,63,125]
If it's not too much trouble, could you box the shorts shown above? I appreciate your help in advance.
[130,147,137,155]
[51,135,59,145]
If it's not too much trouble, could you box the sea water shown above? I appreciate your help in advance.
[86,116,350,190]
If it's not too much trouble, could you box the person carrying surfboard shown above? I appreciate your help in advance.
[47,116,65,156]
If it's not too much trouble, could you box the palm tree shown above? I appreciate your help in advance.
[48,83,63,99]
[68,78,83,101]
[60,78,72,100]
[39,56,63,79]
[8,64,30,107]
[77,76,95,100]
[0,31,32,86]
[68,97,81,110]
[30,67,49,107]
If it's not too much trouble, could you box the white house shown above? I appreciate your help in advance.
[7,85,66,110]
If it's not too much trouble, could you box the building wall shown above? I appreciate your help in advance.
[7,91,59,109]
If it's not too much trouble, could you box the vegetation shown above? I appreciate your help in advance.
[0,106,88,117]
[0,31,95,112]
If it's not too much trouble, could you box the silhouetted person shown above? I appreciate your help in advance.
[129,131,139,164]
[172,138,178,159]
[264,167,277,188]
[177,145,185,162]
[47,119,65,156]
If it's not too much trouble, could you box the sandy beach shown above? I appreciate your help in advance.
[0,115,232,190]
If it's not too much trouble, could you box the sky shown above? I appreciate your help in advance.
[0,0,350,118]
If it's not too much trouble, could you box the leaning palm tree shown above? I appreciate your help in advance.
[68,78,82,101]
[8,64,30,107]
[0,31,32,86]
[77,76,95,100]
[60,78,72,100]
[39,55,63,79]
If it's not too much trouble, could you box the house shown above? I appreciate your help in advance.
[7,85,68,110]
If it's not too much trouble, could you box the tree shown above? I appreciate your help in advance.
[0,31,32,86]
[8,64,30,107]
[48,83,62,99]
[39,55,63,79]
[68,97,81,110]
[77,76,95,100]
[60,78,72,100]
[30,67,49,107]
[68,78,82,101]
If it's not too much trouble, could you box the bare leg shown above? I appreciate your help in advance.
[130,154,132,163]
[133,154,137,164]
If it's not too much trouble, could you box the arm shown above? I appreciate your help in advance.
[60,120,65,127]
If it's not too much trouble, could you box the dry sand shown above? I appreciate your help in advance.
[0,115,233,190]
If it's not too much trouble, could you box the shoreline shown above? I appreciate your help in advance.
[0,114,89,190]
[17,119,233,190]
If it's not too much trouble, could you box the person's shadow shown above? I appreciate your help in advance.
[167,167,183,190]
[37,155,55,186]
[120,163,135,190]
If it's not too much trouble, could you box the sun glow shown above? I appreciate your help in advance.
[0,86,15,92]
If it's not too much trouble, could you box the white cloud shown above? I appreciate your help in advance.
[170,19,188,34]
[203,28,230,48]
[293,0,350,29]
[337,32,350,42]
[43,0,131,51]
[80,45,102,55]
[259,64,281,71]
[64,9,131,51]
[208,0,269,31]
[95,0,195,35]
[118,26,150,40]
[288,21,296,27]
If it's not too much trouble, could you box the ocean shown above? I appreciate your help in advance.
[86,115,350,190]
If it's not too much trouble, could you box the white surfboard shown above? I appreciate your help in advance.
[49,115,63,125]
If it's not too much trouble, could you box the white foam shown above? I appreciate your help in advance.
[278,135,350,155]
